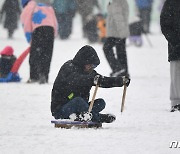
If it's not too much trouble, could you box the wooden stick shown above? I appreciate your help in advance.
[121,84,127,113]
[88,84,99,112]
[144,33,153,48]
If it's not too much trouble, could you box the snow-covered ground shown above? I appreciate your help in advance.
[0,15,180,154]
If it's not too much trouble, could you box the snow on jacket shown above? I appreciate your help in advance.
[160,0,180,62]
[20,1,58,43]
[135,0,153,9]
[106,0,129,39]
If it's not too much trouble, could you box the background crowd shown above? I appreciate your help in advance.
[1,0,179,113]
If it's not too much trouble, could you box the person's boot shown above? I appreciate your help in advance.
[170,104,180,112]
[26,78,38,83]
[39,74,47,84]
[69,112,92,122]
[99,114,116,123]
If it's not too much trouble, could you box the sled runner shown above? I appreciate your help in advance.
[51,120,102,129]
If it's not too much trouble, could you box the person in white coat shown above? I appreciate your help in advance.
[103,0,130,77]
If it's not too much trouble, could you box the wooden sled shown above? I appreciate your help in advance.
[51,120,102,129]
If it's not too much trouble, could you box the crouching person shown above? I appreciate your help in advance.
[51,45,130,123]
[0,46,16,78]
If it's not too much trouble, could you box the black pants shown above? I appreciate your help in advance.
[103,37,128,74]
[30,26,54,81]
[56,13,74,39]
[138,7,152,33]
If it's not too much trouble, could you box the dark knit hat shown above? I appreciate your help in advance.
[72,45,100,68]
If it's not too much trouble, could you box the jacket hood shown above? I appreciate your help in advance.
[72,45,100,68]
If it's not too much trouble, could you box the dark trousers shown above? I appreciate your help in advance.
[54,97,106,122]
[138,7,152,33]
[30,26,54,81]
[56,13,73,39]
[103,37,128,74]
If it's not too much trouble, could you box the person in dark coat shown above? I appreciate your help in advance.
[103,0,130,77]
[135,0,153,34]
[160,0,180,112]
[53,0,76,39]
[83,14,98,43]
[51,45,130,123]
[0,46,16,78]
[0,0,21,38]
[76,0,100,38]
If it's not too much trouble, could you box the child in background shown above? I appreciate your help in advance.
[97,13,106,43]
[20,0,58,84]
[0,46,16,78]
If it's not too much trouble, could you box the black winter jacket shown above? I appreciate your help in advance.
[0,55,16,77]
[51,45,124,116]
[160,0,180,61]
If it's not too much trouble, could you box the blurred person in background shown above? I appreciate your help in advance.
[76,0,100,38]
[35,0,52,5]
[103,0,130,77]
[21,0,58,84]
[53,0,76,40]
[135,0,153,34]
[160,0,180,112]
[0,0,21,39]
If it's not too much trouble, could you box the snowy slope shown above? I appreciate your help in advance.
[0,15,180,154]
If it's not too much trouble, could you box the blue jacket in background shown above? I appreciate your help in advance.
[52,0,76,14]
[135,0,153,8]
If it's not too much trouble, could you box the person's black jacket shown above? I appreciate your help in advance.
[0,55,16,77]
[0,0,21,31]
[160,0,180,62]
[51,45,124,116]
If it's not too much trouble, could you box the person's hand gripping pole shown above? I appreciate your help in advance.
[88,75,100,113]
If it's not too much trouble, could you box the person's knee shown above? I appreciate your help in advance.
[72,97,87,107]
[95,98,106,109]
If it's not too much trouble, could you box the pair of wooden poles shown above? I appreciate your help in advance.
[88,77,127,113]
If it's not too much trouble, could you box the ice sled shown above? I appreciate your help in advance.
[51,120,102,129]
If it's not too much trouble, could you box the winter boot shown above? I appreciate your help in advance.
[39,75,47,84]
[170,104,180,112]
[69,112,92,122]
[99,114,116,123]
[26,78,39,83]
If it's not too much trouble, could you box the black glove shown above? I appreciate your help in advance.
[93,75,123,87]
[122,76,130,87]
[94,74,130,87]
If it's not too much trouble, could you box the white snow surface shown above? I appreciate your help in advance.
[0,16,180,154]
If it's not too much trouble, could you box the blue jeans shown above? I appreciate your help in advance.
[54,97,106,122]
